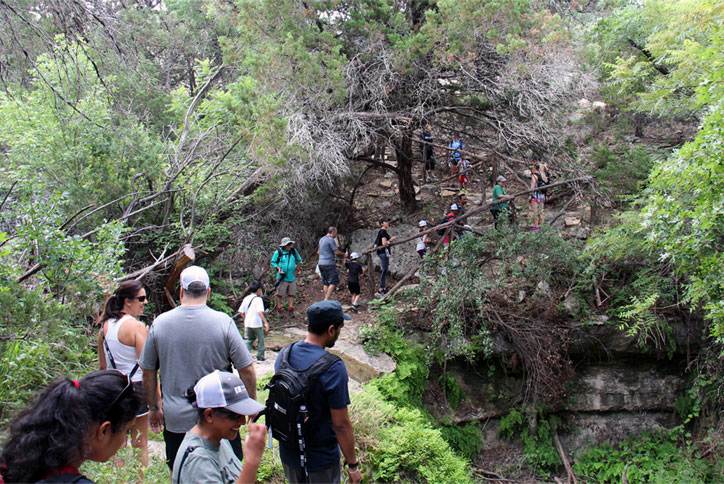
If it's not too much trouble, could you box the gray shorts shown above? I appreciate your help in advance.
[277,280,297,296]
[318,264,339,286]
[283,463,340,484]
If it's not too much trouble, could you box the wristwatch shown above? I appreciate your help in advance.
[344,460,359,470]
[149,403,160,411]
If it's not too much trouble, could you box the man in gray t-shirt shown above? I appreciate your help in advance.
[317,226,346,301]
[140,265,256,470]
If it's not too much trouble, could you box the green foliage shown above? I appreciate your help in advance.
[573,429,723,483]
[439,422,482,462]
[439,372,464,410]
[0,327,95,426]
[591,144,654,200]
[351,390,471,484]
[499,409,561,477]
[82,446,169,484]
[415,227,583,363]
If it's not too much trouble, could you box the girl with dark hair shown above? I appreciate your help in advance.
[238,281,269,362]
[0,370,143,483]
[97,280,151,466]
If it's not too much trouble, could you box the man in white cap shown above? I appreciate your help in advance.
[172,370,267,484]
[491,175,512,228]
[442,203,461,248]
[140,265,257,471]
[271,236,303,318]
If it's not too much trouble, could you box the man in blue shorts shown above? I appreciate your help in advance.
[318,226,346,301]
[274,300,361,484]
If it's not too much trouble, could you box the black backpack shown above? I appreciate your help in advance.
[436,215,452,236]
[263,342,341,451]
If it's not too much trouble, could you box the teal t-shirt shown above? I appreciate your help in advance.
[492,184,508,211]
[271,248,302,281]
[172,432,242,484]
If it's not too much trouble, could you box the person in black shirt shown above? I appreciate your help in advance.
[419,125,436,179]
[374,218,395,295]
[343,252,365,311]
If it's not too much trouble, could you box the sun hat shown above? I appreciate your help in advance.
[279,237,295,247]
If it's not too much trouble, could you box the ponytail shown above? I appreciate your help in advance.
[0,370,142,483]
[99,280,144,323]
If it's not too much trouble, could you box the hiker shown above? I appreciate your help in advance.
[375,217,395,296]
[318,227,346,301]
[0,370,143,483]
[416,220,431,258]
[271,237,303,318]
[447,134,465,185]
[441,203,461,249]
[97,280,151,467]
[172,371,267,484]
[419,125,436,179]
[343,252,365,311]
[140,265,257,470]
[273,301,361,484]
[491,175,513,228]
[529,162,545,230]
[458,158,471,190]
[238,280,269,362]
[458,193,469,216]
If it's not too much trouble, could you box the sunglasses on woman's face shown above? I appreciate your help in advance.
[131,296,147,302]
[214,408,246,421]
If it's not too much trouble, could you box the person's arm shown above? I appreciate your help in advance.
[530,174,537,191]
[258,299,269,332]
[142,368,163,433]
[331,407,361,484]
[235,423,267,484]
[238,363,257,401]
[271,251,281,273]
[97,326,106,370]
[132,319,149,359]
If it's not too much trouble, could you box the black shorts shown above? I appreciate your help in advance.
[348,281,360,295]
[132,381,149,416]
[426,157,435,170]
[318,264,339,286]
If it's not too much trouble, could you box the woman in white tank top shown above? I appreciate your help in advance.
[97,280,151,467]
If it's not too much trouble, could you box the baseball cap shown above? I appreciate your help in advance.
[307,300,351,329]
[450,203,460,211]
[279,237,295,246]
[180,265,210,291]
[193,370,265,415]
[497,175,507,182]
[418,220,428,227]
[350,252,360,259]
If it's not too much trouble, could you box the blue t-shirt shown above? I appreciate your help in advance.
[274,341,350,471]
[318,235,338,266]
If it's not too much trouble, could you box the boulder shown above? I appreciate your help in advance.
[380,180,394,188]
[565,214,582,226]
[536,280,552,298]
[578,98,592,110]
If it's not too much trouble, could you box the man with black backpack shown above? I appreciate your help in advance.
[265,300,361,484]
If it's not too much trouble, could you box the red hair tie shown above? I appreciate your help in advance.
[71,379,79,389]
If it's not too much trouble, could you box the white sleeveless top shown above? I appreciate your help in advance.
[104,315,142,382]
[416,236,427,251]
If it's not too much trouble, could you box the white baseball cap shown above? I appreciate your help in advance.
[193,370,265,415]
[418,220,428,227]
[180,265,210,291]
[450,203,460,211]
[350,252,360,259]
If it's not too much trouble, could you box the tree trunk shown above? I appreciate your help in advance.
[393,132,418,213]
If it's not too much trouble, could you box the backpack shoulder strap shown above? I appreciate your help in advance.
[299,352,342,399]
[176,445,198,484]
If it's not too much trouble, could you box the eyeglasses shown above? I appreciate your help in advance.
[107,372,133,412]
[213,408,245,421]
[131,295,147,302]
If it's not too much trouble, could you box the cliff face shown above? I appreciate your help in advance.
[424,316,702,454]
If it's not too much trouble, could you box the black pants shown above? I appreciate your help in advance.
[164,428,243,469]
[491,208,513,229]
